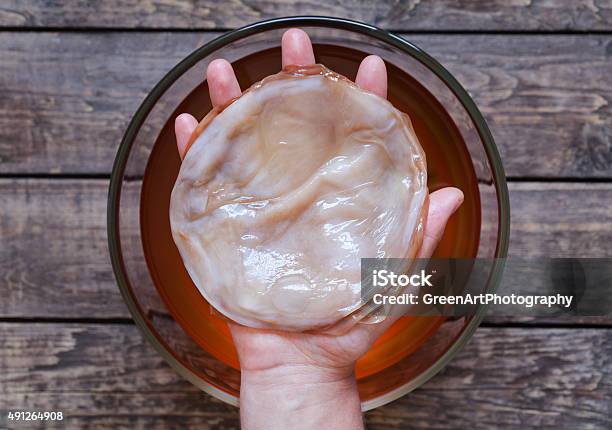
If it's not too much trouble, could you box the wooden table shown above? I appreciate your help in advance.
[1,2,611,428]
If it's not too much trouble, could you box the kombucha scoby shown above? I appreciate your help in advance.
[170,65,428,331]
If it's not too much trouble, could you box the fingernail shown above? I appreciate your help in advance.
[453,190,465,212]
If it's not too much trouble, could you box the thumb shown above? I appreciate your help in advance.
[360,187,464,341]
[417,187,464,258]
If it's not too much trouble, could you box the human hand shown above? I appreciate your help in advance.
[174,28,463,430]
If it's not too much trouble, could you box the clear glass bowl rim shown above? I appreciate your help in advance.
[107,15,511,411]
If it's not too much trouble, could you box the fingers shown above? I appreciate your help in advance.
[179,30,386,161]
[281,28,315,68]
[174,113,198,160]
[281,29,387,100]
[177,29,316,160]
[207,58,241,108]
[417,187,464,258]
[355,55,387,99]
[175,59,241,158]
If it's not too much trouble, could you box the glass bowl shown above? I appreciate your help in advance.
[108,16,509,410]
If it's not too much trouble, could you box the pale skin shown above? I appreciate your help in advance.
[174,29,464,430]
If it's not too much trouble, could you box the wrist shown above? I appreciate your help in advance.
[240,364,363,430]
[242,360,355,385]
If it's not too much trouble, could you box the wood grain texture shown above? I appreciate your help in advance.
[1,323,610,429]
[1,179,611,320]
[0,32,611,177]
[0,0,611,31]
[0,179,126,319]
[0,32,216,175]
[508,183,612,258]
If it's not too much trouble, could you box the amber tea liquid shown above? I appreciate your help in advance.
[141,45,481,381]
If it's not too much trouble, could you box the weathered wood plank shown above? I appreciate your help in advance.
[1,179,611,321]
[1,1,611,31]
[0,33,611,177]
[0,323,238,429]
[0,179,127,318]
[0,32,216,175]
[1,323,610,428]
[508,183,612,258]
